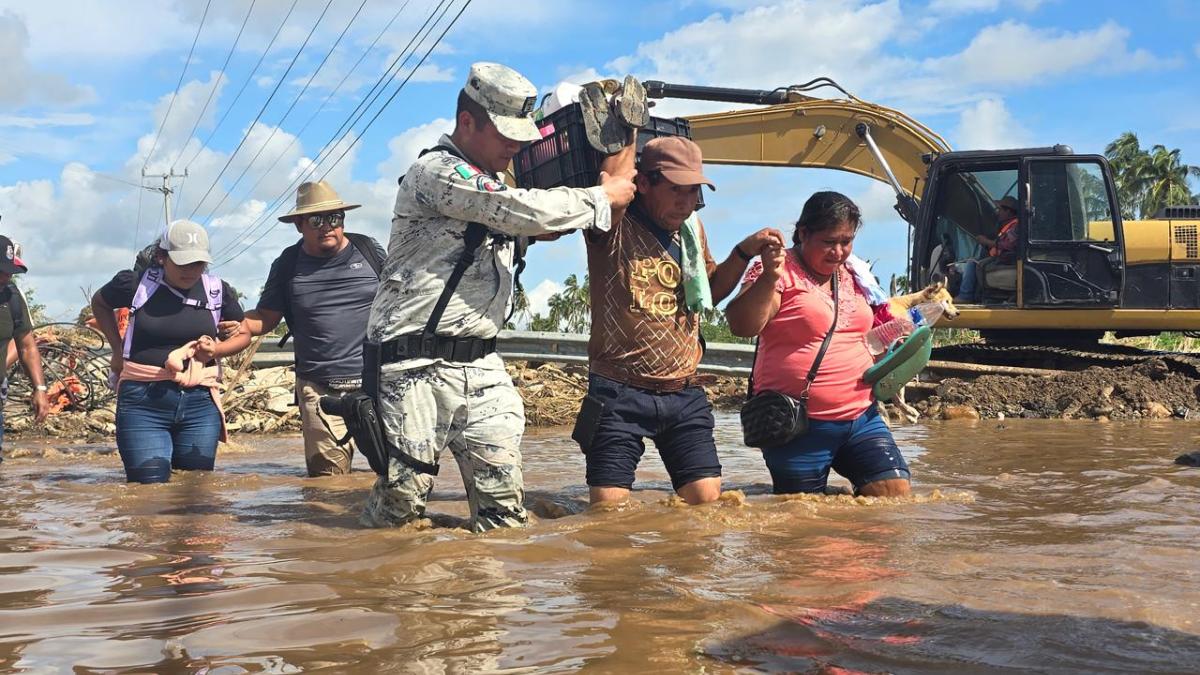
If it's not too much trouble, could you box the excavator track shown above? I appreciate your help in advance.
[930,343,1200,379]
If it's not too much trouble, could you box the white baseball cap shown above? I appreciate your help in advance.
[161,219,212,266]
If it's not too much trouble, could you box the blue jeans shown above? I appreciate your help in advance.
[957,259,979,301]
[762,406,910,494]
[115,380,222,483]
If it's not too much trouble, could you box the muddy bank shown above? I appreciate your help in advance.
[916,358,1200,421]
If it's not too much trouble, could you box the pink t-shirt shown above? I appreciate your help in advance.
[743,255,875,421]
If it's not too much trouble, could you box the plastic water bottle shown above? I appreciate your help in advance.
[866,301,946,355]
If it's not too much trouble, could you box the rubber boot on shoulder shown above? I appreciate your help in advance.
[579,82,628,155]
[613,75,649,129]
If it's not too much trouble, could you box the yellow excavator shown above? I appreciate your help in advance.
[645,79,1200,344]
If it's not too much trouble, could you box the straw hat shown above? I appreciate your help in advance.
[279,181,361,222]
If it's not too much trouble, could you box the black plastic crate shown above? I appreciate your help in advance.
[514,104,693,190]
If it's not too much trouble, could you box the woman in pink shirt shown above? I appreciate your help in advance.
[727,192,911,497]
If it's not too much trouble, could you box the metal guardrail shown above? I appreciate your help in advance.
[251,330,755,376]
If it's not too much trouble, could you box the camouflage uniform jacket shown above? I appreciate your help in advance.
[367,135,612,371]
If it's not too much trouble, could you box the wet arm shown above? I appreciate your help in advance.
[597,128,637,224]
[726,275,781,337]
[14,330,48,422]
[241,308,283,336]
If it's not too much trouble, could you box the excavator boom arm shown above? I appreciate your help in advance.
[646,80,952,222]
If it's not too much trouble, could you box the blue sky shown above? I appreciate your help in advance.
[0,0,1197,320]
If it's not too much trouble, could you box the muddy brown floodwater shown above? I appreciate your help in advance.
[1,415,1199,673]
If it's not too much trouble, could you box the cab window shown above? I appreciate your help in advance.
[1028,161,1115,243]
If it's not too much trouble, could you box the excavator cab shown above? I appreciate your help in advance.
[913,148,1124,308]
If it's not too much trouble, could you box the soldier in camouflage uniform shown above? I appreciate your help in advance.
[361,62,637,532]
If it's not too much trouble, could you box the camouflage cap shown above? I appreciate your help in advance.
[463,62,541,143]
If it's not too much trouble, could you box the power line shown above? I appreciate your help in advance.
[134,178,146,249]
[142,0,213,172]
[200,0,414,240]
[180,0,300,173]
[215,0,472,268]
[318,0,470,182]
[94,172,147,190]
[191,0,369,226]
[187,0,336,220]
[171,0,259,212]
[209,0,454,262]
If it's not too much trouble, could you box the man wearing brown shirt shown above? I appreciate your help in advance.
[578,136,785,505]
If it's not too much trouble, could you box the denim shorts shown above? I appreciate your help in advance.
[582,374,721,490]
[762,405,909,494]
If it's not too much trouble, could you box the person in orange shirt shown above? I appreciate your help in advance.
[954,196,1020,303]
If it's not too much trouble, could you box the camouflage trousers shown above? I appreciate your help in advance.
[360,359,528,533]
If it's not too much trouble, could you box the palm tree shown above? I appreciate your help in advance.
[1105,132,1200,218]
[1139,145,1200,216]
[545,273,591,333]
[1105,132,1149,220]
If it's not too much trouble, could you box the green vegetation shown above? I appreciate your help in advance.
[1105,132,1200,219]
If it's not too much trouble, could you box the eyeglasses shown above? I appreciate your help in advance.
[303,212,345,229]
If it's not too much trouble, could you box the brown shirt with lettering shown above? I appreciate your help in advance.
[586,205,717,389]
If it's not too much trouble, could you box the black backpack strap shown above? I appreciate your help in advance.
[423,222,489,336]
[506,236,529,325]
[345,232,383,277]
[275,242,303,347]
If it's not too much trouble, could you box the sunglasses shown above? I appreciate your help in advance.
[302,212,346,229]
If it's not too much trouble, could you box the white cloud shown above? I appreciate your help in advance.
[611,0,905,94]
[0,11,94,109]
[376,117,453,181]
[927,0,1045,15]
[409,63,456,83]
[0,113,94,128]
[954,97,1031,150]
[524,279,562,318]
[606,4,1175,119]
[926,20,1178,88]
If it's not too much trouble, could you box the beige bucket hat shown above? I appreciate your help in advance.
[279,180,361,222]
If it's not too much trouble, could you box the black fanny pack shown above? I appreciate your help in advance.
[741,270,839,449]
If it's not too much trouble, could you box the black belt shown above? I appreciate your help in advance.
[378,333,497,364]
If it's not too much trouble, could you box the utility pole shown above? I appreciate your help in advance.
[142,168,188,228]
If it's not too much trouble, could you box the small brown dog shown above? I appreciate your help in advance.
[887,277,960,322]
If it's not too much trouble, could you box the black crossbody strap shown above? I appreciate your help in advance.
[423,222,487,336]
[747,268,840,398]
[800,270,839,400]
[406,142,494,338]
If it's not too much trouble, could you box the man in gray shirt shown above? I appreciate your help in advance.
[227,181,384,476]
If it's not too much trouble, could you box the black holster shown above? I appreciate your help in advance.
[367,338,444,475]
[318,343,439,477]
